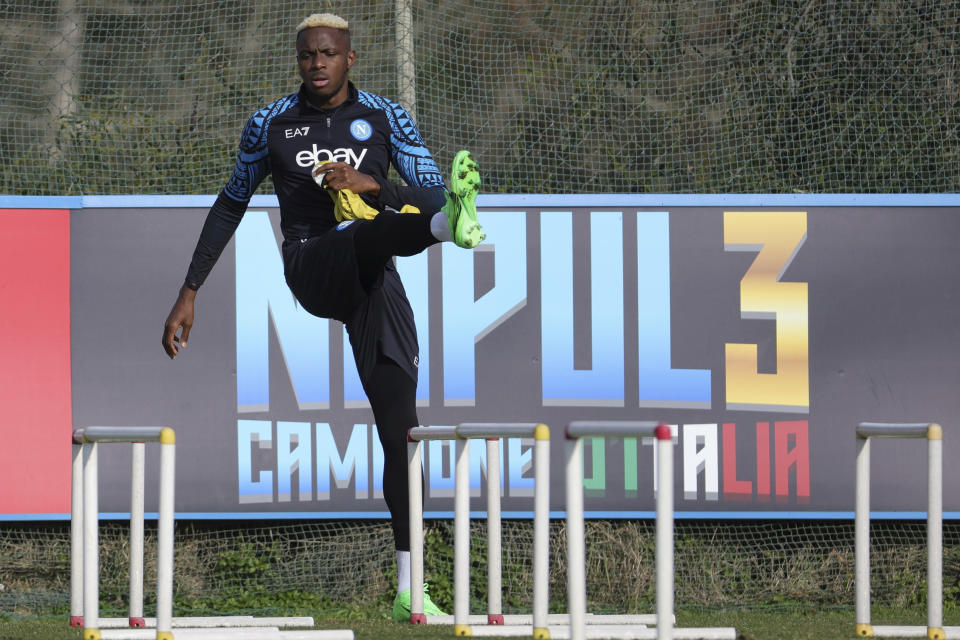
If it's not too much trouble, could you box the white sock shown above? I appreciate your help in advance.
[430,211,452,242]
[397,550,411,592]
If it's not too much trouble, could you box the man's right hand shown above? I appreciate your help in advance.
[162,284,197,359]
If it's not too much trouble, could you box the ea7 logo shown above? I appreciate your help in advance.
[285,127,310,138]
[295,145,368,169]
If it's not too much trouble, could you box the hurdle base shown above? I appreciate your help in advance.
[461,625,737,639]
[869,626,960,639]
[70,615,84,627]
[97,616,315,629]
[421,614,666,626]
[869,626,927,638]
[129,617,146,628]
[97,627,355,640]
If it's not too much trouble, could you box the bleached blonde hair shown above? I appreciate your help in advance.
[296,13,349,35]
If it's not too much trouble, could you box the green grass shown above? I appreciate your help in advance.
[0,608,951,640]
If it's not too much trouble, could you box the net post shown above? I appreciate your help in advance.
[406,432,426,623]
[565,435,585,640]
[927,424,943,640]
[655,424,674,640]
[855,433,872,636]
[454,437,471,635]
[485,438,503,625]
[395,0,416,121]
[70,442,84,627]
[128,442,145,627]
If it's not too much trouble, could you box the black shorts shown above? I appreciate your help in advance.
[282,220,420,385]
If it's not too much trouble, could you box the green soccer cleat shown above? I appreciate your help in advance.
[392,583,447,622]
[443,150,485,249]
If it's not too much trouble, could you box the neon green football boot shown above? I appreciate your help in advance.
[392,583,447,622]
[443,150,484,249]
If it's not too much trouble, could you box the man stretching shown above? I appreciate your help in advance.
[161,12,483,621]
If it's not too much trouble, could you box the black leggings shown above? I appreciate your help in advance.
[353,210,438,290]
[362,355,420,551]
[351,211,437,549]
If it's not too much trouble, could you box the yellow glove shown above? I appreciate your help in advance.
[312,159,379,222]
[330,187,381,222]
[314,160,421,221]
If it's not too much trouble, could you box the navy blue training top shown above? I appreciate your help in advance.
[185,82,445,289]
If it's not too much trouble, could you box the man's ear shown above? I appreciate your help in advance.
[347,50,357,69]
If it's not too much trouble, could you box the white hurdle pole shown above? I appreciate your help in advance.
[407,432,426,624]
[855,433,871,636]
[74,426,177,640]
[129,442,146,628]
[928,428,943,640]
[565,421,675,640]
[486,437,503,626]
[455,434,471,635]
[566,436,587,638]
[655,429,673,640]
[854,422,944,640]
[71,442,84,628]
[73,427,332,640]
[533,425,551,638]
[83,439,101,638]
[156,431,176,640]
[407,426,458,626]
[408,423,551,638]
[458,423,552,638]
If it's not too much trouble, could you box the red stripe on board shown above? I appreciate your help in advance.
[0,209,72,515]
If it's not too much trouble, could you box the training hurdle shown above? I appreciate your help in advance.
[855,422,959,640]
[70,426,352,640]
[565,422,737,640]
[408,424,667,638]
[408,423,552,637]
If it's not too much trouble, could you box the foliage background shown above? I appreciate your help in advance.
[0,0,956,195]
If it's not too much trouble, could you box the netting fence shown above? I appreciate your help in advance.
[0,0,956,195]
[2,0,959,620]
[3,520,959,616]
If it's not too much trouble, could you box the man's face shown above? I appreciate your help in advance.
[296,27,355,108]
